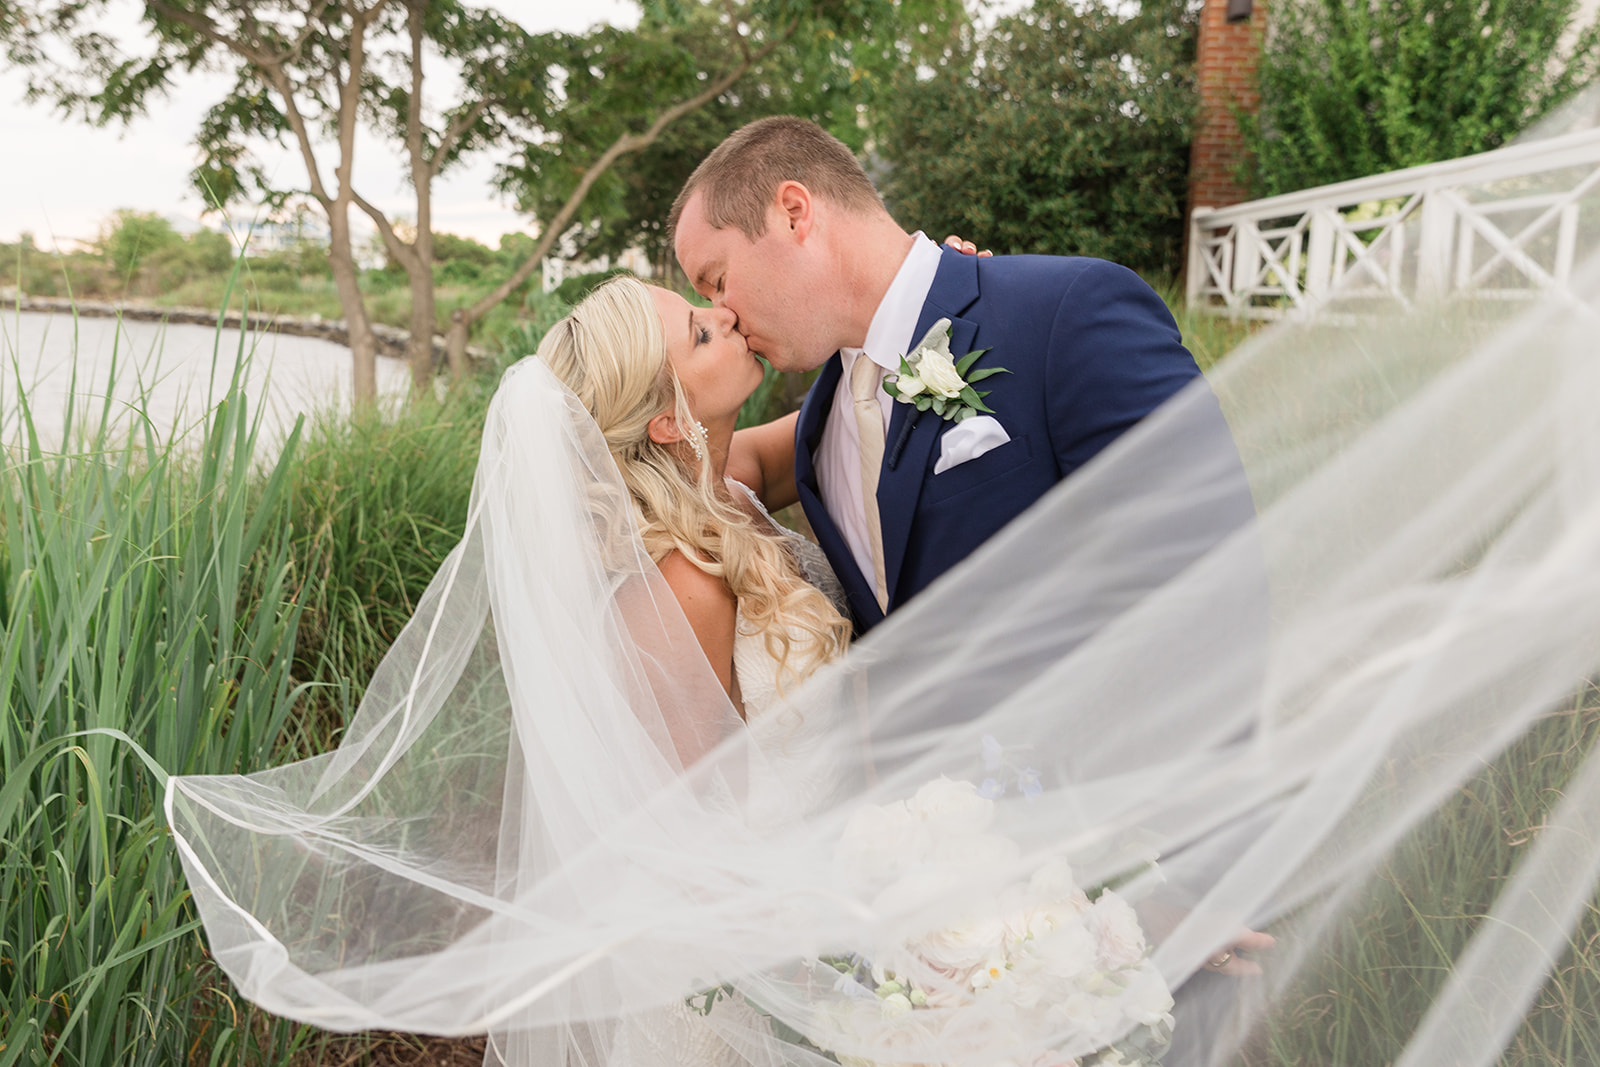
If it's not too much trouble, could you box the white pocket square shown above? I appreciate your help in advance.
[934,415,1011,475]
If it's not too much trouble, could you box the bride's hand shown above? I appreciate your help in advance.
[1206,928,1277,977]
[944,234,994,257]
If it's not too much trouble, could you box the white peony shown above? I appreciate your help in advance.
[913,347,968,399]
[926,831,1020,875]
[1030,921,1100,982]
[1047,990,1128,1048]
[1089,891,1147,971]
[837,1006,943,1063]
[1121,963,1174,1026]
[1030,857,1081,900]
[907,776,995,836]
[838,800,933,884]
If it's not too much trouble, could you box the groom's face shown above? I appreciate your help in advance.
[674,189,832,374]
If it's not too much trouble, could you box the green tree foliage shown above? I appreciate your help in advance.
[877,0,1197,278]
[1244,0,1600,198]
[99,210,183,278]
[505,0,966,277]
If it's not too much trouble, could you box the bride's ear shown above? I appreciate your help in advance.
[647,412,683,447]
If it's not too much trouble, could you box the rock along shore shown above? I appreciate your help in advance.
[9,294,483,364]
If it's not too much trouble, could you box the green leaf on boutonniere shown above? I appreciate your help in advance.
[965,367,1009,384]
[958,385,997,413]
[883,379,902,399]
[955,347,993,376]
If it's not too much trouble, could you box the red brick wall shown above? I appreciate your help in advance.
[1187,0,1265,215]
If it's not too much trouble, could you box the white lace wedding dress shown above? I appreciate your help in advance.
[607,482,847,1067]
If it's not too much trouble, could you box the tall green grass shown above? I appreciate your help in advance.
[1241,685,1600,1065]
[0,321,320,1065]
[0,303,502,1064]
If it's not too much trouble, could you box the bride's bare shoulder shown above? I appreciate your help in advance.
[656,549,739,701]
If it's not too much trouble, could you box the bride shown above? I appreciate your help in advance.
[533,275,853,1061]
[535,275,849,746]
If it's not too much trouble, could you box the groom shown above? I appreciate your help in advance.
[674,117,1271,1051]
[672,115,1243,635]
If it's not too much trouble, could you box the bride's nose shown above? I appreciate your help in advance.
[713,305,740,335]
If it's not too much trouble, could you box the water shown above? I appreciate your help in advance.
[0,311,412,454]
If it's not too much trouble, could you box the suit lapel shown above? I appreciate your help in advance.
[877,249,982,605]
[794,355,884,629]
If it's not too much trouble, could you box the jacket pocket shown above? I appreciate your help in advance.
[921,434,1033,505]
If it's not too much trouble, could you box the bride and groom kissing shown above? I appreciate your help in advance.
[167,111,1273,1066]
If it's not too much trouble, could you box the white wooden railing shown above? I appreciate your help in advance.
[1187,125,1600,318]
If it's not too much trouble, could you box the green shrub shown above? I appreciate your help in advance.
[878,0,1197,277]
[1244,0,1600,198]
[554,266,636,306]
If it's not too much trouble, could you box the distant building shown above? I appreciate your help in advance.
[242,216,331,257]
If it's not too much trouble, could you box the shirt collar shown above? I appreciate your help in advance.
[858,232,943,372]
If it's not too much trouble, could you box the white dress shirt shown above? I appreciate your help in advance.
[817,232,944,588]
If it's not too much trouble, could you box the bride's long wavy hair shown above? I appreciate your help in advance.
[536,275,850,686]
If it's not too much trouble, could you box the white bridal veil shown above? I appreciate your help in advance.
[168,106,1600,1066]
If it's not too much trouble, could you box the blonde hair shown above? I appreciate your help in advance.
[537,275,850,685]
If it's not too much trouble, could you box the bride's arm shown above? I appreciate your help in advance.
[656,549,744,718]
[727,410,800,511]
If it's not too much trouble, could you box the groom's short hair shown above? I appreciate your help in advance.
[670,116,884,240]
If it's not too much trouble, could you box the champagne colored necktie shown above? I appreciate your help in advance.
[850,355,890,611]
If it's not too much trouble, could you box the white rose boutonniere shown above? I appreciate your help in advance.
[883,318,1010,424]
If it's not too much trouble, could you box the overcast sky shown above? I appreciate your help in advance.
[0,0,638,250]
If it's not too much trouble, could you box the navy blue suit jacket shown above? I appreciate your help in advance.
[794,249,1214,634]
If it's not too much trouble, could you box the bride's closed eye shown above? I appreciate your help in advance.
[694,319,713,346]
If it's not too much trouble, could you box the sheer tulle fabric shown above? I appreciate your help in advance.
[169,110,1600,1066]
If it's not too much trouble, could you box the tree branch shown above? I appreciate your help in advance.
[720,0,753,62]
[352,190,420,272]
[455,19,798,327]
[146,0,332,204]
[431,96,492,179]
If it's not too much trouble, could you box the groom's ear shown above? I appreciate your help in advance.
[775,180,813,242]
[647,411,683,446]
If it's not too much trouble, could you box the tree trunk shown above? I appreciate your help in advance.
[405,248,436,392]
[327,210,379,404]
[446,313,471,379]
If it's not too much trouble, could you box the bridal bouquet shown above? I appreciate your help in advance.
[817,772,1174,1067]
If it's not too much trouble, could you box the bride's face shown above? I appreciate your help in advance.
[649,287,765,426]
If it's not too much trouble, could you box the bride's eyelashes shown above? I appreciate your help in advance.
[695,321,713,346]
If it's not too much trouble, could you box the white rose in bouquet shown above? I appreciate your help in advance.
[906,912,1009,979]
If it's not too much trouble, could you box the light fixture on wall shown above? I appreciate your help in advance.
[1226,0,1253,21]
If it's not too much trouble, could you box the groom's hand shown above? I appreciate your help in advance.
[943,234,994,257]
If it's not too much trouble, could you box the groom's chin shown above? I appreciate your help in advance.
[765,347,829,375]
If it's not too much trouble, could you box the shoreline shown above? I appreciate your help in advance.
[8,294,483,364]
